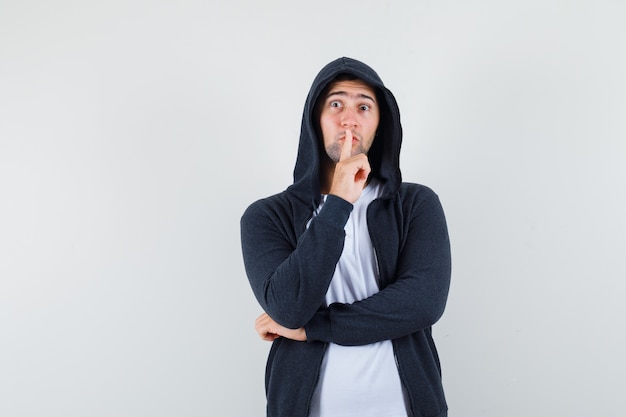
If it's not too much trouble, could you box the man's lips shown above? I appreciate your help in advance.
[339,134,360,142]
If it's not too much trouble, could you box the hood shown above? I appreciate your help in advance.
[288,57,403,207]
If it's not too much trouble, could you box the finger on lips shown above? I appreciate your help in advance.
[340,129,353,161]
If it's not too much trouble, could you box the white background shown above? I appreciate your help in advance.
[1,1,625,416]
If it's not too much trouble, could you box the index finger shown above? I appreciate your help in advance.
[340,129,353,161]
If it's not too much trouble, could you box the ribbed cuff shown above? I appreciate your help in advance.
[316,195,353,229]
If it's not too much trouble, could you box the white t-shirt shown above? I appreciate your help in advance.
[308,180,410,417]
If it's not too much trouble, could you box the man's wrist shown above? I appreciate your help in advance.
[317,195,353,229]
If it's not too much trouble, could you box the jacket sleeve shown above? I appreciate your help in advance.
[240,195,353,329]
[304,192,451,346]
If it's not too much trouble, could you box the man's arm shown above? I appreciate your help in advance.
[304,192,451,346]
[253,191,451,346]
[242,131,370,330]
[241,195,352,329]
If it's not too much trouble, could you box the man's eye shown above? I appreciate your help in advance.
[359,104,371,111]
[330,101,342,108]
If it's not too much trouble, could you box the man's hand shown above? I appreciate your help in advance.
[328,129,371,203]
[255,313,307,342]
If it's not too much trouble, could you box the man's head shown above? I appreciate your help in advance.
[316,74,380,163]
[291,58,402,199]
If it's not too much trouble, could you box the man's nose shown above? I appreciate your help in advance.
[340,107,358,127]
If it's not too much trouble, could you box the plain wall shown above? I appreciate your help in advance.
[1,1,625,415]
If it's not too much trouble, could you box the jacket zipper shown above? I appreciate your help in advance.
[372,246,382,290]
[393,340,416,417]
[304,343,328,417]
[370,199,415,417]
[367,199,383,290]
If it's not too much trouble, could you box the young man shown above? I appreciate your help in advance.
[241,57,451,417]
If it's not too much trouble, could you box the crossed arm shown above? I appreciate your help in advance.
[247,131,450,345]
[254,189,451,345]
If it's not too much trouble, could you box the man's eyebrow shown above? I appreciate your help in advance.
[326,91,376,103]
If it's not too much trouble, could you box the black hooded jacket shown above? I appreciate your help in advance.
[241,57,451,417]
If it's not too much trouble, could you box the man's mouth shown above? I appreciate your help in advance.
[340,134,359,142]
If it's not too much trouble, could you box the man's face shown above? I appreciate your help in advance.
[319,79,380,163]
